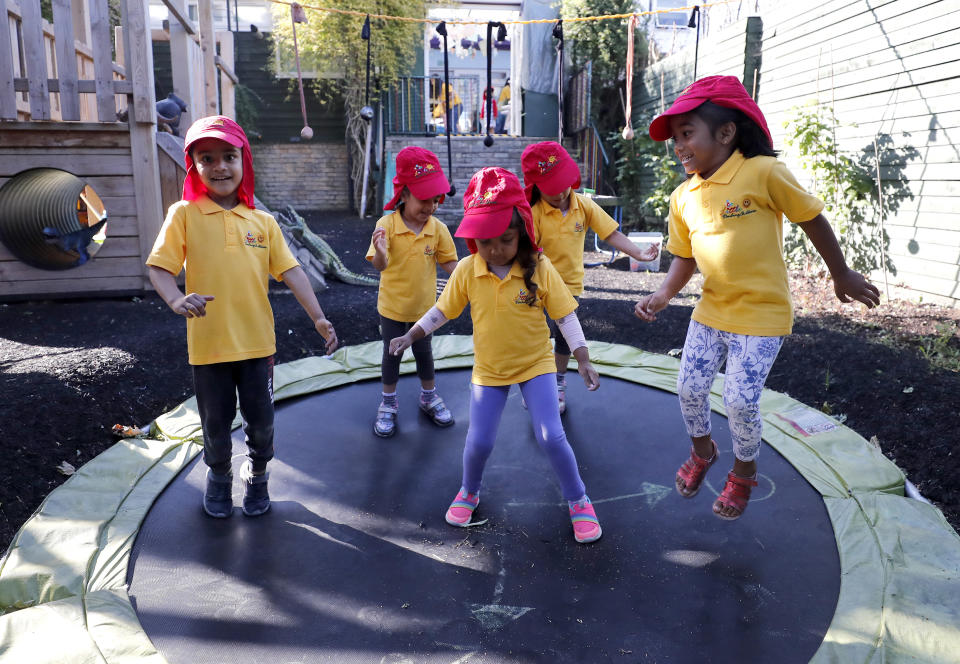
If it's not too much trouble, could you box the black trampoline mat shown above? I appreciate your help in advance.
[128,369,840,663]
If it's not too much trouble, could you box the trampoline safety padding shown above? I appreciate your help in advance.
[1,337,958,663]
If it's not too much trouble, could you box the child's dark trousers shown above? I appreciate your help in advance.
[193,356,275,476]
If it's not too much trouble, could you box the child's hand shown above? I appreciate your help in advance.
[634,292,669,322]
[639,244,659,261]
[172,293,214,318]
[389,334,411,356]
[833,268,881,308]
[577,361,600,391]
[372,227,388,255]
[315,317,338,353]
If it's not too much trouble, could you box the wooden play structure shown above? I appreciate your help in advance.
[0,0,238,300]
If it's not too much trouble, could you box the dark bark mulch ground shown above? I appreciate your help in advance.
[2,211,958,553]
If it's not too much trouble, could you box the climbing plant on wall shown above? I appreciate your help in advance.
[270,1,427,213]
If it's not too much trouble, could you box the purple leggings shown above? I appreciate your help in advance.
[462,372,586,502]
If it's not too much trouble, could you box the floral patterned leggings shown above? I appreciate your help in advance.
[677,320,784,462]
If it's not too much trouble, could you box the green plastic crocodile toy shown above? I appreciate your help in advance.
[276,206,379,288]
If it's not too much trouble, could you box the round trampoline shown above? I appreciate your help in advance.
[1,338,958,664]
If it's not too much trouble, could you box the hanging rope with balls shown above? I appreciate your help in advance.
[289,2,312,140]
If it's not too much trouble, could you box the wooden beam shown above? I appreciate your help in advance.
[161,0,197,36]
[18,0,50,120]
[169,15,198,129]
[88,0,116,121]
[217,32,236,119]
[198,0,219,116]
[13,78,134,95]
[0,0,16,119]
[52,0,81,120]
[214,55,238,85]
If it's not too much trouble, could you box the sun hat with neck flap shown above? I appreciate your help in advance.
[520,141,582,202]
[455,167,539,255]
[182,115,256,208]
[648,75,773,148]
[383,146,449,211]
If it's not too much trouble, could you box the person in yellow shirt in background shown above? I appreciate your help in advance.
[432,78,463,135]
[147,115,338,519]
[367,146,458,438]
[635,76,880,520]
[495,78,510,134]
[389,167,603,545]
[521,141,657,414]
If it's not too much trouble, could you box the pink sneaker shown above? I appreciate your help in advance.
[445,488,480,526]
[569,497,602,543]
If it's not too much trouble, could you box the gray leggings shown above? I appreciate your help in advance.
[380,315,435,386]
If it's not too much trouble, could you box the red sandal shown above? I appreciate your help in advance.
[713,471,758,521]
[675,440,718,498]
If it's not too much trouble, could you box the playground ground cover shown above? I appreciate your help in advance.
[0,210,958,552]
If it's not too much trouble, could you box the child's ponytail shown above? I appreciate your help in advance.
[510,209,540,306]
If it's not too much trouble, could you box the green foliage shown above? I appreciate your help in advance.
[782,103,893,275]
[269,1,426,211]
[562,0,648,136]
[234,84,264,140]
[611,116,683,232]
[918,321,960,372]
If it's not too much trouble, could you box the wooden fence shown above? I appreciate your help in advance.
[630,0,959,307]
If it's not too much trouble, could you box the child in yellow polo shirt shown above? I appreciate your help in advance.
[366,146,458,438]
[635,76,880,520]
[147,116,338,519]
[521,142,657,414]
[389,167,604,545]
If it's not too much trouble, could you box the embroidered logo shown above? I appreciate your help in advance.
[423,244,435,256]
[414,162,436,178]
[244,231,267,248]
[467,189,498,209]
[720,199,756,219]
[514,288,536,305]
[537,154,559,175]
[574,221,584,233]
[208,117,226,127]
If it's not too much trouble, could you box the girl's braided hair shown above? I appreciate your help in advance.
[510,209,540,306]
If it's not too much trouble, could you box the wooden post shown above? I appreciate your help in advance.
[166,0,199,128]
[119,0,164,290]
[19,0,50,120]
[198,0,219,117]
[217,31,235,119]
[52,0,81,120]
[0,1,17,120]
[89,0,116,121]
[72,0,92,46]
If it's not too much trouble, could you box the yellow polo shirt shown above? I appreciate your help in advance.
[532,192,619,295]
[437,254,576,386]
[146,196,299,365]
[666,150,824,336]
[365,211,458,321]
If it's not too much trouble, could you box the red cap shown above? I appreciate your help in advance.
[456,167,539,255]
[182,115,256,208]
[648,75,773,148]
[520,141,581,201]
[384,146,449,211]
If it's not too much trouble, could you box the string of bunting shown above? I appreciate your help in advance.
[265,0,737,26]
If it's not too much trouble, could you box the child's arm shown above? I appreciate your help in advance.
[634,256,698,322]
[439,260,457,275]
[281,266,339,353]
[798,214,881,308]
[602,230,659,263]
[148,265,215,318]
[389,306,448,355]
[371,227,389,272]
[555,312,599,390]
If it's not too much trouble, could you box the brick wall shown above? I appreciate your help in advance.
[252,143,351,211]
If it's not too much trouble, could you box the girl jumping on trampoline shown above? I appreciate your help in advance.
[521,141,657,414]
[147,115,338,519]
[634,76,880,520]
[389,167,603,544]
[367,146,459,438]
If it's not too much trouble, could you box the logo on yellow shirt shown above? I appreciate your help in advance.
[721,199,756,219]
[423,244,435,256]
[514,288,536,305]
[574,221,584,233]
[244,231,267,248]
